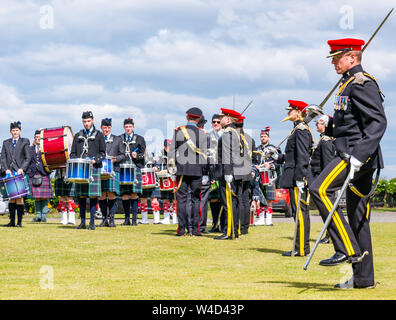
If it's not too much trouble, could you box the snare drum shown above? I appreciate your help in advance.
[119,163,136,185]
[66,158,93,184]
[0,174,30,201]
[157,171,176,191]
[141,168,157,189]
[100,156,114,180]
[258,167,277,186]
[40,126,74,173]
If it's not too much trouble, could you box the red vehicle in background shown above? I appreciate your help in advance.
[272,188,292,217]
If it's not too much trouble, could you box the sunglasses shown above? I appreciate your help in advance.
[212,120,221,124]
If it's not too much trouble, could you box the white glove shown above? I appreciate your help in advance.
[303,104,324,124]
[224,175,233,184]
[296,180,305,194]
[348,156,363,180]
[202,175,209,185]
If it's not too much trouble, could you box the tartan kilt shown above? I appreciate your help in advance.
[120,168,143,195]
[28,175,54,199]
[74,167,101,197]
[142,186,161,198]
[54,178,75,197]
[101,172,120,195]
[160,190,175,200]
[260,182,276,201]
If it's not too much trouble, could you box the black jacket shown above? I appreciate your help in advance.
[168,123,206,177]
[326,64,387,169]
[1,137,31,173]
[70,127,106,168]
[27,145,49,177]
[277,120,313,188]
[310,134,336,178]
[215,123,250,181]
[104,134,126,172]
[120,133,146,168]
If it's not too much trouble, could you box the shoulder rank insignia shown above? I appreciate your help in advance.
[352,72,371,85]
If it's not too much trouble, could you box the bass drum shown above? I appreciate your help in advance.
[40,126,74,173]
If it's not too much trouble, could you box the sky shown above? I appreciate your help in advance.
[0,0,395,178]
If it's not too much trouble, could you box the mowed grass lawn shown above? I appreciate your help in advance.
[0,214,395,300]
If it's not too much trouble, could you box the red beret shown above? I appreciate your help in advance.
[220,108,241,119]
[236,115,245,123]
[286,100,308,111]
[327,38,365,58]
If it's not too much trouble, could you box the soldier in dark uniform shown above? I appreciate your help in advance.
[309,115,336,246]
[119,118,146,226]
[1,121,31,227]
[235,115,256,235]
[98,118,126,228]
[309,38,387,289]
[70,111,106,230]
[274,100,313,256]
[214,108,248,240]
[168,107,206,237]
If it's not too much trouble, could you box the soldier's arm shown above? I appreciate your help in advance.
[350,81,387,163]
[294,129,311,182]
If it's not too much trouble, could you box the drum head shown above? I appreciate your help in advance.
[64,126,74,159]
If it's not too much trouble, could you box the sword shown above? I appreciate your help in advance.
[291,187,302,257]
[240,100,253,116]
[303,168,351,270]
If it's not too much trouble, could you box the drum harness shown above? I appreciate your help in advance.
[78,130,98,159]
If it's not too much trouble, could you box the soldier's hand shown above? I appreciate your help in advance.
[17,169,24,175]
[224,175,233,184]
[348,156,363,180]
[202,175,209,185]
[296,180,305,194]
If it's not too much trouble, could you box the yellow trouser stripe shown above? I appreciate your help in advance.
[366,202,370,220]
[294,187,304,256]
[319,160,355,256]
[350,185,365,198]
[226,183,233,237]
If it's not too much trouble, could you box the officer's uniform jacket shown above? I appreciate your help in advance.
[1,137,31,173]
[216,123,250,181]
[326,64,386,169]
[277,120,313,188]
[104,134,126,172]
[238,129,256,182]
[168,123,206,176]
[120,132,146,168]
[70,126,106,168]
[310,134,336,177]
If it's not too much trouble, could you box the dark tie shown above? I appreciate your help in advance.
[128,136,131,142]
[13,140,17,148]
[105,136,108,141]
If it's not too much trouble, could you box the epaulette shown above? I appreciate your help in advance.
[352,72,371,85]
[321,135,333,142]
[296,122,308,131]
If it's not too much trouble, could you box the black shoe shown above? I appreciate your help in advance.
[88,223,96,230]
[214,234,233,240]
[75,223,87,229]
[5,222,16,227]
[121,220,131,226]
[347,251,369,264]
[132,221,137,226]
[319,252,347,266]
[320,235,330,244]
[16,224,23,228]
[201,229,210,234]
[209,227,220,233]
[282,250,304,257]
[334,278,376,289]
[108,221,116,228]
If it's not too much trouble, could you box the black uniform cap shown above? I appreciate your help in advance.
[212,114,221,121]
[186,107,202,119]
[124,118,134,125]
[35,130,41,135]
[82,111,94,119]
[10,121,21,130]
[101,118,112,126]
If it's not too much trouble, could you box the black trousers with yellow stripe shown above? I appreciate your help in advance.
[219,178,241,238]
[309,157,375,287]
[288,186,310,256]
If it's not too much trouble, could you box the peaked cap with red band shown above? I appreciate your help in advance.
[327,38,365,58]
[220,108,241,119]
[186,107,203,119]
[285,100,308,111]
[237,115,245,123]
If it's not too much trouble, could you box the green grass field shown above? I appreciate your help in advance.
[0,213,395,300]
